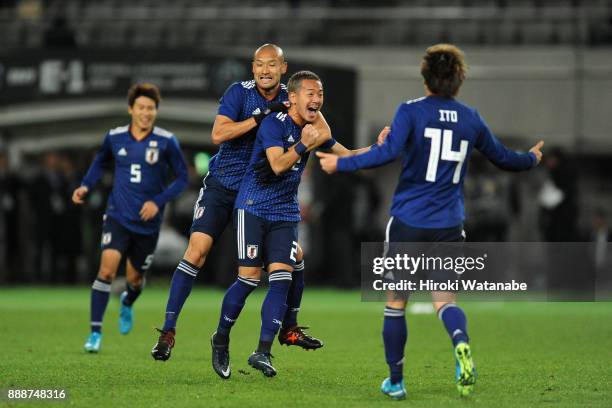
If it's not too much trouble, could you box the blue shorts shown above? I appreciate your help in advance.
[234,208,298,268]
[190,173,238,241]
[101,215,159,274]
[386,217,465,243]
[385,217,465,288]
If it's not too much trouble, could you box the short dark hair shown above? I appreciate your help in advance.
[127,83,161,107]
[421,44,467,97]
[287,71,321,93]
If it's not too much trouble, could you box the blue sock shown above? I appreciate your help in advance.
[215,275,260,343]
[283,260,304,328]
[123,281,143,306]
[91,278,112,333]
[162,260,199,331]
[259,270,292,346]
[383,306,407,385]
[438,303,469,346]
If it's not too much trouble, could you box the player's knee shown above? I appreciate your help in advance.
[127,273,144,288]
[97,265,117,281]
[386,299,407,310]
[239,267,262,280]
[184,235,212,268]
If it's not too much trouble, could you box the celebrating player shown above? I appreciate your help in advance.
[214,70,381,378]
[317,44,544,399]
[74,83,188,353]
[152,44,329,363]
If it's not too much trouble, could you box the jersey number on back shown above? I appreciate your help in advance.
[424,128,468,184]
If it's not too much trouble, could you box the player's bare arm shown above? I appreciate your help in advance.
[323,126,392,158]
[211,115,258,145]
[311,111,332,142]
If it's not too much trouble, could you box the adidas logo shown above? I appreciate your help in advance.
[287,135,295,143]
[118,148,127,156]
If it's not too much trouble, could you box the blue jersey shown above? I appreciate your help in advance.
[209,80,288,191]
[337,96,536,229]
[81,125,189,235]
[236,112,336,222]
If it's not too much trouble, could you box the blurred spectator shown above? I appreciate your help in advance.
[28,152,69,282]
[590,208,610,271]
[44,16,77,49]
[0,150,21,283]
[538,147,579,242]
[464,155,518,241]
[352,173,383,243]
[56,155,82,283]
[169,162,201,237]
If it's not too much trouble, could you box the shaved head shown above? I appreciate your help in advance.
[253,43,285,62]
[252,43,287,96]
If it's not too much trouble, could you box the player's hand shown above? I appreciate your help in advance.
[253,157,279,183]
[529,140,544,165]
[253,101,290,125]
[316,151,339,174]
[139,201,159,221]
[301,124,319,148]
[72,186,89,205]
[377,126,391,145]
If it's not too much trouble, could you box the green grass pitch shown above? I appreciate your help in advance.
[1,287,611,407]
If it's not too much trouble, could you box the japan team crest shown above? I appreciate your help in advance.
[246,244,258,259]
[145,147,159,164]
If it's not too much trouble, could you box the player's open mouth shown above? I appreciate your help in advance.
[307,106,319,113]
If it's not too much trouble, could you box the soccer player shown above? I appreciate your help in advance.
[73,83,189,353]
[214,70,380,378]
[317,44,544,399]
[151,44,330,362]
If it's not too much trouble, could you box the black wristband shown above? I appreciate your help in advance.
[294,141,307,155]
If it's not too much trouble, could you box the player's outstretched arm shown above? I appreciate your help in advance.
[324,126,391,158]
